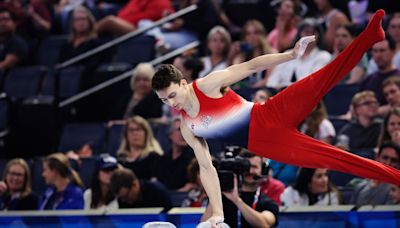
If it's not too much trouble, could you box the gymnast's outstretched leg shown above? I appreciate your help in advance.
[248,10,400,186]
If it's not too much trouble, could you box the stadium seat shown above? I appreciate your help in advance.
[324,84,360,116]
[3,66,47,100]
[41,66,82,98]
[31,157,47,195]
[0,94,8,136]
[78,157,98,189]
[106,124,124,156]
[58,123,107,155]
[156,123,171,154]
[36,35,68,67]
[338,186,354,204]
[114,35,155,64]
[329,170,357,187]
[0,159,8,176]
[169,191,188,207]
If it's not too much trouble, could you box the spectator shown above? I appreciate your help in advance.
[84,154,120,210]
[110,168,172,212]
[390,184,400,204]
[281,168,340,206]
[113,63,163,120]
[267,0,300,52]
[95,0,174,36]
[367,13,400,74]
[58,6,103,90]
[181,158,208,207]
[378,108,400,147]
[300,101,336,144]
[117,116,163,180]
[333,23,368,84]
[0,8,28,71]
[199,26,231,78]
[380,77,400,115]
[360,34,400,105]
[267,18,331,90]
[0,159,38,210]
[39,153,84,210]
[203,151,279,228]
[229,19,274,89]
[173,56,204,83]
[313,0,349,52]
[155,118,194,191]
[336,91,381,151]
[350,142,400,206]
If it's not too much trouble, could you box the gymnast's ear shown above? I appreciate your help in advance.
[180,79,188,86]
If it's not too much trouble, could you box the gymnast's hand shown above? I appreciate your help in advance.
[207,216,225,228]
[293,35,316,58]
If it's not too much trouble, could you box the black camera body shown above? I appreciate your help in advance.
[215,146,250,191]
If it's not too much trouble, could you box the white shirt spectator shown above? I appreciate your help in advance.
[300,119,336,140]
[281,186,339,206]
[267,48,331,89]
[199,56,227,78]
[83,189,119,210]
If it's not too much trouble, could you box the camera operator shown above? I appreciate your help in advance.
[205,150,279,228]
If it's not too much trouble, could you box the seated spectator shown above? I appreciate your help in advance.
[281,168,340,206]
[367,13,400,75]
[110,168,172,212]
[300,101,335,144]
[112,63,163,120]
[350,142,400,206]
[95,0,174,36]
[267,18,331,90]
[155,118,194,191]
[84,154,120,210]
[335,91,381,151]
[390,184,400,204]
[181,158,208,207]
[58,6,103,90]
[117,116,163,180]
[379,76,400,116]
[0,159,38,210]
[199,26,231,78]
[378,108,400,146]
[333,23,368,85]
[360,34,400,105]
[0,8,28,71]
[173,55,204,83]
[39,153,84,210]
[228,19,274,89]
[267,0,299,52]
[313,0,349,52]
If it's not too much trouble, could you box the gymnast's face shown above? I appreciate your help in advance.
[156,80,188,110]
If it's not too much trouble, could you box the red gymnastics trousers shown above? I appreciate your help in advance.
[248,9,400,186]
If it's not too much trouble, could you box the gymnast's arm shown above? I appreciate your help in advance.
[196,36,315,95]
[180,119,224,223]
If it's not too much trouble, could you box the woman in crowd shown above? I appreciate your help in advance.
[121,63,163,120]
[199,26,231,78]
[378,107,400,147]
[117,116,163,180]
[390,184,400,204]
[281,168,340,206]
[0,159,38,210]
[267,0,300,52]
[39,153,84,210]
[84,154,119,210]
[300,101,336,144]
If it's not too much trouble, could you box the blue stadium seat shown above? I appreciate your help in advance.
[324,84,360,116]
[114,35,155,64]
[3,66,47,100]
[41,66,82,98]
[352,148,375,160]
[329,170,357,187]
[0,94,8,136]
[58,123,106,155]
[156,123,171,154]
[78,157,98,189]
[329,117,350,134]
[0,159,8,176]
[337,186,354,204]
[31,157,47,195]
[106,124,124,156]
[36,35,68,67]
[169,191,189,207]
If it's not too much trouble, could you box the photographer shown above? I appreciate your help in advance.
[205,150,279,228]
